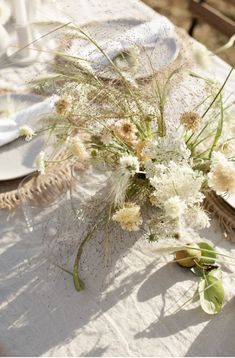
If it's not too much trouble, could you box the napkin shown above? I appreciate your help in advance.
[0,96,57,147]
[70,15,174,69]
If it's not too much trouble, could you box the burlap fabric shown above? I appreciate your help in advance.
[204,191,235,242]
[0,159,85,210]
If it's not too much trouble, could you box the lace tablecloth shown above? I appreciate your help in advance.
[1,1,235,356]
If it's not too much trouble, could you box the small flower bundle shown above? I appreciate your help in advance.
[19,125,35,141]
[35,28,235,313]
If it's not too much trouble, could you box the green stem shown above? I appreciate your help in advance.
[202,67,233,118]
[179,245,235,261]
[73,226,97,291]
[208,94,224,159]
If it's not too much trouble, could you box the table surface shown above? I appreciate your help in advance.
[1,1,235,357]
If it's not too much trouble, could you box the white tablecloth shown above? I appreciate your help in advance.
[1,1,235,356]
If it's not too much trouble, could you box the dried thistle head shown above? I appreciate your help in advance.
[180,111,201,132]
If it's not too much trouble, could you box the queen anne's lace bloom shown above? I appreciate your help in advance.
[144,161,167,179]
[164,196,187,219]
[112,203,142,231]
[150,161,204,206]
[142,135,190,164]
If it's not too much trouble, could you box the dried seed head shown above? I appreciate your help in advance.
[55,96,72,117]
[180,111,202,132]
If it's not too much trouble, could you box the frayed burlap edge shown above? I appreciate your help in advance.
[0,160,85,210]
[204,191,235,242]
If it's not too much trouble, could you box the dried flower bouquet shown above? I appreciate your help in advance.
[27,26,235,314]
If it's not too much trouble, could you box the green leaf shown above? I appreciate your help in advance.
[198,242,217,265]
[198,275,224,314]
[191,265,204,277]
[73,254,85,292]
[208,269,222,280]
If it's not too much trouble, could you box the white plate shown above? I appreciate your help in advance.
[0,94,46,181]
[66,18,180,80]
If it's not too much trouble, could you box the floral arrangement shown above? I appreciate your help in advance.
[27,26,235,314]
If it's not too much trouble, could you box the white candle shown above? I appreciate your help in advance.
[12,0,28,26]
[0,25,11,56]
[9,0,36,64]
[26,0,42,22]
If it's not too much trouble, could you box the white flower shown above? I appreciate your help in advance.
[164,196,187,219]
[120,155,139,176]
[35,151,46,175]
[185,206,210,229]
[19,125,35,141]
[112,203,143,231]
[142,135,190,164]
[208,151,235,195]
[150,161,204,206]
[144,161,166,179]
[0,0,11,25]
[66,135,89,161]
